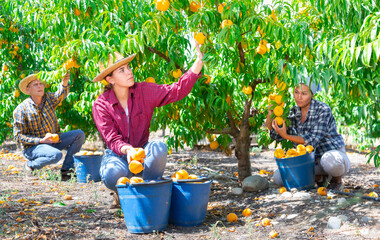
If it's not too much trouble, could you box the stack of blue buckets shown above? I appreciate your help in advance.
[73,152,212,233]
[116,177,212,234]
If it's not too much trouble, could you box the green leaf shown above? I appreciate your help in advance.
[350,34,357,65]
[322,70,330,91]
[373,39,380,61]
[87,209,96,213]
[53,202,66,207]
[355,46,361,63]
[370,26,378,42]
[330,68,338,83]
[362,43,372,66]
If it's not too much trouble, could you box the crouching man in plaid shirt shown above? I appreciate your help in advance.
[265,76,350,190]
[13,71,85,180]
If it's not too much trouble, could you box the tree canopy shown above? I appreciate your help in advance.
[1,0,379,174]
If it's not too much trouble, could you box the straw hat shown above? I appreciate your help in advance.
[92,52,136,82]
[19,74,40,95]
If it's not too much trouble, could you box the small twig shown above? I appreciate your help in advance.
[329,190,380,202]
[190,164,239,181]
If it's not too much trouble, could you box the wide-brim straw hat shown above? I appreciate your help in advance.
[19,74,39,95]
[92,52,136,82]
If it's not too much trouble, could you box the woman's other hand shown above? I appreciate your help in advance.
[272,119,288,138]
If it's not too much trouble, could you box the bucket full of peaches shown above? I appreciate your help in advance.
[115,176,173,234]
[166,170,212,227]
[274,144,315,191]
[115,148,173,234]
[73,150,103,183]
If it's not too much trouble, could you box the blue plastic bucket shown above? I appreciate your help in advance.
[73,155,102,183]
[116,179,172,234]
[169,179,212,227]
[275,151,315,191]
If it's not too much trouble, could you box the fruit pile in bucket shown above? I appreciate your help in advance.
[274,144,314,159]
[75,150,103,156]
[171,169,199,181]
[117,176,145,185]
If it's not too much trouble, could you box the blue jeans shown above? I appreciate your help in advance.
[100,141,168,192]
[23,130,85,171]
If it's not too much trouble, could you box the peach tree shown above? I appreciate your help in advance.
[1,0,379,179]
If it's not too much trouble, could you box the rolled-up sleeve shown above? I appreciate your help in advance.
[51,84,69,109]
[301,109,331,147]
[92,100,131,156]
[144,70,201,108]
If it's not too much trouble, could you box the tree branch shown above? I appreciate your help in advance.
[206,128,232,135]
[227,110,240,138]
[147,46,169,61]
[241,30,253,36]
[147,46,181,69]
[250,107,259,117]
[243,79,266,122]
[237,42,245,65]
[250,78,268,85]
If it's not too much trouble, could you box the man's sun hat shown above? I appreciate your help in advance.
[92,52,136,82]
[19,74,39,95]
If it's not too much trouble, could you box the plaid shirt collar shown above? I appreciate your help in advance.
[289,98,317,122]
[26,95,47,109]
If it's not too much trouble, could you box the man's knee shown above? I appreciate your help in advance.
[47,150,63,164]
[74,130,85,143]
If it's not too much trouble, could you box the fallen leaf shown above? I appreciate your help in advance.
[52,202,66,207]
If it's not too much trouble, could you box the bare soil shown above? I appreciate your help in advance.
[0,135,379,240]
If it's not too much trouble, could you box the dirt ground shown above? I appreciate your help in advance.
[0,134,379,240]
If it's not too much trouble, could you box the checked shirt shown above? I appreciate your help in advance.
[270,99,345,159]
[13,84,69,150]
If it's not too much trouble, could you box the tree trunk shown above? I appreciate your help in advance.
[235,132,252,182]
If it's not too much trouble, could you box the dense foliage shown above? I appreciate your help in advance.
[1,0,379,175]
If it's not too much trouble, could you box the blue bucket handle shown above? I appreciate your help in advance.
[163,175,211,183]
[116,178,172,188]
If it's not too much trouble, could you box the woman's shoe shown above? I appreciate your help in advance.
[315,175,328,187]
[328,176,344,191]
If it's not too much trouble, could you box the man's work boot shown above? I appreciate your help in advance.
[60,169,76,181]
[24,163,38,180]
[110,191,121,209]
